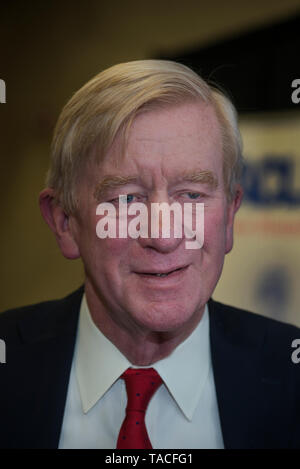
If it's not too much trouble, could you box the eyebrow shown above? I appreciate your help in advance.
[94,175,139,200]
[175,170,218,188]
[93,170,218,200]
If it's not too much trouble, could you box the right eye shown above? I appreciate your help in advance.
[109,194,136,204]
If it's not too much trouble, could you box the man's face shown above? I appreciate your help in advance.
[71,101,240,335]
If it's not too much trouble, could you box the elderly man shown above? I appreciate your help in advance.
[0,60,299,449]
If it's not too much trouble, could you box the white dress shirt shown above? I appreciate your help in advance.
[58,295,224,449]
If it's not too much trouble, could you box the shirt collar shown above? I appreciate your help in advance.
[76,294,211,420]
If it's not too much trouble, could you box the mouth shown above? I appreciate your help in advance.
[134,265,189,279]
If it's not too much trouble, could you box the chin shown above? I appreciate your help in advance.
[133,302,200,333]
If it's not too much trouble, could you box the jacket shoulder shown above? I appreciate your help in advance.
[0,286,84,342]
[0,287,84,448]
[209,300,300,449]
[209,298,300,342]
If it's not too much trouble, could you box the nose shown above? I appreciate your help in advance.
[137,192,185,253]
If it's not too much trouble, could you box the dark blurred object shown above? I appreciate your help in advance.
[158,14,300,113]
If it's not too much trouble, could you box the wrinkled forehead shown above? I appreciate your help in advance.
[105,101,220,162]
[83,100,223,189]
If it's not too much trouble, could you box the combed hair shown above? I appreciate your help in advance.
[46,60,243,213]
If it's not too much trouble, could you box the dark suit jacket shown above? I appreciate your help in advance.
[0,286,299,449]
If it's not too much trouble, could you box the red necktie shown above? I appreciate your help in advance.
[117,368,162,449]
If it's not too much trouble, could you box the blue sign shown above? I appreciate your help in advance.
[242,156,300,206]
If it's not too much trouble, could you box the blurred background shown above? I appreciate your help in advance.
[1,0,300,326]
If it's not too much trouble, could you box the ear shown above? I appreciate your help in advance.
[225,184,243,254]
[39,188,80,259]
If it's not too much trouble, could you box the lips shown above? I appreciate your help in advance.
[134,265,188,278]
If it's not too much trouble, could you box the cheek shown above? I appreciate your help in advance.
[100,237,131,260]
[76,212,130,268]
[81,238,133,299]
[203,207,227,252]
[93,238,135,286]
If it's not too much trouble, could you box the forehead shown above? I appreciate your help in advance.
[94,101,223,182]
[130,100,219,141]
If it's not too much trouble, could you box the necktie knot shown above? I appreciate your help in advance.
[121,368,162,413]
[117,367,162,449]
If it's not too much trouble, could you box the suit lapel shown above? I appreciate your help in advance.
[15,287,84,448]
[209,299,291,449]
